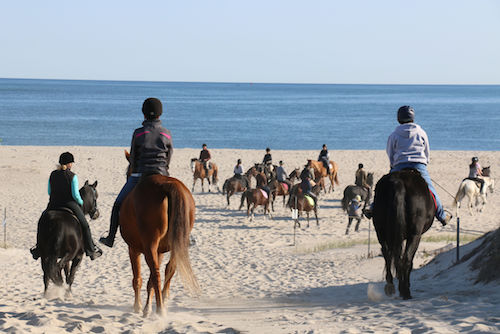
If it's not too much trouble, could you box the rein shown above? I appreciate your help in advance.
[431,178,456,199]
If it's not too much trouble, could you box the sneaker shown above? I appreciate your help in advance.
[30,246,40,260]
[89,247,103,261]
[99,236,114,248]
[441,213,452,227]
[362,208,373,219]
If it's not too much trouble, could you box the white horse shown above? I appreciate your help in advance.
[454,177,495,214]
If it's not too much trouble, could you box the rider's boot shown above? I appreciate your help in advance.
[99,206,119,248]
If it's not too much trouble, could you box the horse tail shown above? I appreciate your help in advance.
[341,189,349,212]
[222,179,228,195]
[453,181,465,207]
[164,180,200,295]
[239,191,248,211]
[212,165,218,185]
[333,170,339,185]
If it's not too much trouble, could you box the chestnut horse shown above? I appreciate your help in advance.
[190,158,220,193]
[239,188,272,220]
[121,153,199,316]
[309,160,339,193]
[268,178,291,208]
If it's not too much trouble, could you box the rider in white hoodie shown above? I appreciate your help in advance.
[366,106,451,226]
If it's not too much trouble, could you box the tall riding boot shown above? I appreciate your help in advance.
[99,204,120,248]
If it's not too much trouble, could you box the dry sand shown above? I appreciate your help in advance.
[0,146,499,333]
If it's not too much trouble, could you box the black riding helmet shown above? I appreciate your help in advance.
[472,157,479,163]
[59,152,74,165]
[142,97,163,120]
[397,106,415,124]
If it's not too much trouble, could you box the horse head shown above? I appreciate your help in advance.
[81,180,99,220]
[482,166,491,177]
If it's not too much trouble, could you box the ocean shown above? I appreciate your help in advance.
[0,78,499,151]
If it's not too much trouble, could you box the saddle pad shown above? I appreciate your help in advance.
[260,189,268,199]
[280,182,289,191]
[304,194,315,207]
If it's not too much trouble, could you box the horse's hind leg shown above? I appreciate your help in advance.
[143,246,164,316]
[66,254,83,298]
[314,208,319,227]
[399,234,421,300]
[162,252,176,303]
[380,243,395,296]
[41,258,50,296]
[129,248,143,314]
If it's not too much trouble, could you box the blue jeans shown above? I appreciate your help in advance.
[109,176,141,235]
[391,162,446,222]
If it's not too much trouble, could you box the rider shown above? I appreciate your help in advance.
[263,147,272,166]
[99,98,173,247]
[355,163,371,203]
[199,144,211,175]
[276,160,292,190]
[300,173,318,209]
[318,144,330,175]
[233,158,248,188]
[467,157,485,194]
[30,152,103,260]
[364,106,452,226]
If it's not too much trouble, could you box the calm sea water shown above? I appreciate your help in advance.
[0,78,499,150]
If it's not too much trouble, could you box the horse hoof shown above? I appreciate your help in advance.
[384,284,395,296]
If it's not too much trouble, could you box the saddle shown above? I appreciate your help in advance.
[280,182,289,191]
[48,207,75,216]
[304,194,315,207]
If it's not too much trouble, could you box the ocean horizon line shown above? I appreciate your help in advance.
[1,77,499,87]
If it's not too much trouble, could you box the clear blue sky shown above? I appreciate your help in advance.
[1,1,499,84]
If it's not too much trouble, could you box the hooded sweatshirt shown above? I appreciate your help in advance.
[386,123,429,168]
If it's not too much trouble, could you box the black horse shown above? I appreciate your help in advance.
[341,172,374,211]
[37,181,99,297]
[372,170,435,299]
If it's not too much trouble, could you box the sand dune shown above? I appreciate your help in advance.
[0,146,499,333]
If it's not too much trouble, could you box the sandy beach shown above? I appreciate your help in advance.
[0,145,499,333]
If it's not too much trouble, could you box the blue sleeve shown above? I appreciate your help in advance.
[71,175,84,206]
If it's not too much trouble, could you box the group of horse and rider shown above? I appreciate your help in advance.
[28,98,493,304]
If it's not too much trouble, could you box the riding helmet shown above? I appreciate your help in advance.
[472,157,479,162]
[142,97,163,119]
[237,159,241,164]
[358,163,364,169]
[397,106,415,124]
[59,152,74,165]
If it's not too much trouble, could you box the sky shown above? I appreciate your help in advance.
[1,1,499,84]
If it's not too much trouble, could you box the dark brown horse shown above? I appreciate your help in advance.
[190,158,220,192]
[372,169,435,299]
[222,176,249,206]
[121,153,199,316]
[239,188,272,221]
[309,160,339,193]
[289,187,320,227]
[341,172,374,211]
[268,178,291,208]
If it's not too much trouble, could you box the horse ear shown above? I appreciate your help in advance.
[92,181,98,188]
[125,150,130,162]
[84,180,89,186]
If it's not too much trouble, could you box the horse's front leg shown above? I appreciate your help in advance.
[306,212,310,228]
[192,178,196,192]
[314,207,319,227]
[207,176,212,192]
[129,247,143,314]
